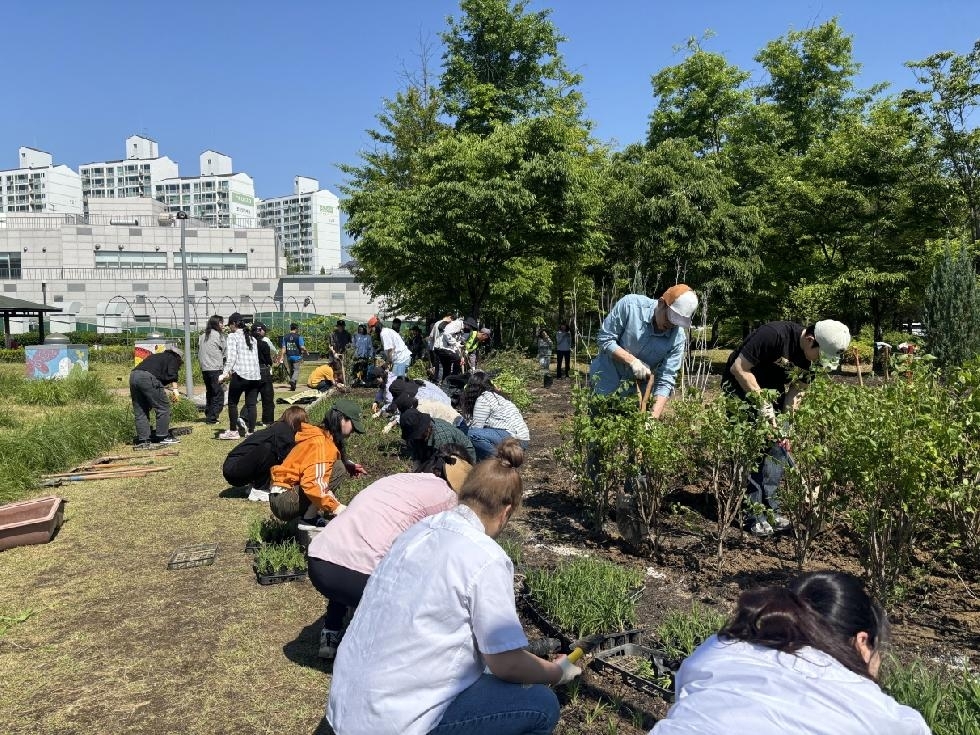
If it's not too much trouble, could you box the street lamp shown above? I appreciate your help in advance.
[176,211,193,399]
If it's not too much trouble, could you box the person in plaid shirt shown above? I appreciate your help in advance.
[400,407,476,465]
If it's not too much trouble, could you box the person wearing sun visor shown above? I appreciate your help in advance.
[589,284,700,419]
[721,319,851,537]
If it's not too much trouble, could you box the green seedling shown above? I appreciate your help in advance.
[656,602,727,660]
[255,541,307,575]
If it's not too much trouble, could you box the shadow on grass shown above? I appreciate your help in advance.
[218,485,250,499]
[283,616,332,674]
[311,716,335,734]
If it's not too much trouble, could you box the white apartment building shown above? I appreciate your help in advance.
[79,135,179,205]
[154,151,257,227]
[258,176,341,273]
[0,147,82,215]
[0,198,381,331]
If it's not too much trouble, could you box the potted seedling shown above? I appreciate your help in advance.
[253,540,308,585]
[244,517,293,554]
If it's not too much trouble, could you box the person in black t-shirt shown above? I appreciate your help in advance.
[721,320,851,536]
[129,345,184,448]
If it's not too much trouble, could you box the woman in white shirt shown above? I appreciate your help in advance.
[461,371,530,460]
[651,571,931,735]
[327,439,581,735]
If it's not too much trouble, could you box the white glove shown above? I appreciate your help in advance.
[382,418,397,434]
[629,357,651,381]
[760,402,777,424]
[555,657,582,685]
[331,503,348,516]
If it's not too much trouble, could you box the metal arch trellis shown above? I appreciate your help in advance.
[106,295,138,344]
[152,295,179,332]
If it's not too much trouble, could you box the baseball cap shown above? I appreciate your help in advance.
[388,376,420,400]
[660,284,699,329]
[367,315,380,329]
[813,320,851,369]
[330,399,366,434]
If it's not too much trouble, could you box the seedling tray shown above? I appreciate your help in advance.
[167,543,219,570]
[244,540,261,555]
[519,591,643,652]
[253,565,307,585]
[592,643,675,700]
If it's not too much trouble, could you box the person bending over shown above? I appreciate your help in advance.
[222,406,308,502]
[459,370,530,460]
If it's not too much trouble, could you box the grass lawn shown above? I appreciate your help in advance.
[0,360,402,735]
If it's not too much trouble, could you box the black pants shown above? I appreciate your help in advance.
[228,374,263,433]
[202,370,224,423]
[313,379,335,392]
[555,350,570,377]
[308,558,370,630]
[434,348,461,382]
[259,368,275,424]
[222,448,274,489]
[129,370,170,443]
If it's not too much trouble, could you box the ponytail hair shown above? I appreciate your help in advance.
[720,571,887,680]
[458,438,524,516]
[321,407,350,466]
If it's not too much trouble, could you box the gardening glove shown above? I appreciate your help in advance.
[760,402,777,426]
[555,656,582,685]
[382,418,397,434]
[629,357,651,381]
[169,389,181,403]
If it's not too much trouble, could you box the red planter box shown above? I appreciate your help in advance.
[0,496,66,552]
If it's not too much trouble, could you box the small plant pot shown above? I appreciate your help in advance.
[542,375,553,388]
[593,643,676,700]
[253,564,307,586]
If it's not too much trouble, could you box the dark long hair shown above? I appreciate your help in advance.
[228,312,253,350]
[204,315,223,342]
[719,571,887,680]
[460,370,505,419]
[417,442,472,481]
[321,408,351,465]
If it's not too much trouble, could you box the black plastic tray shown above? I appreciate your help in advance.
[592,643,675,699]
[253,565,307,585]
[244,540,261,555]
[519,592,643,652]
[168,543,219,570]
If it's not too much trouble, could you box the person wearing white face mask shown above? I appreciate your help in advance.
[589,284,700,419]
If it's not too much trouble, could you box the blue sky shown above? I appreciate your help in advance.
[4,0,977,208]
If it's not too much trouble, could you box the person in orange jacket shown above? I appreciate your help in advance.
[269,399,367,530]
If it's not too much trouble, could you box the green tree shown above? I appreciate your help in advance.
[440,0,583,133]
[924,243,980,367]
[902,41,980,243]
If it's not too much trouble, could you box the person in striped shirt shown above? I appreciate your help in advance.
[459,371,530,460]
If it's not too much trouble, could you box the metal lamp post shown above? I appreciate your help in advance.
[176,211,194,398]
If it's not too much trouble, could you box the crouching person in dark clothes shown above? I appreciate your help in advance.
[222,406,308,502]
[130,345,184,449]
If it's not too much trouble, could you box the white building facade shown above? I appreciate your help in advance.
[155,152,257,227]
[0,147,82,215]
[79,135,179,205]
[258,176,341,273]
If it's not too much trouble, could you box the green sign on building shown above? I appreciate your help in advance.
[232,191,255,207]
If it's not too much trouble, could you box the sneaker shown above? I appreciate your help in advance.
[748,519,774,537]
[289,382,297,392]
[218,429,241,440]
[237,417,250,436]
[158,435,181,445]
[247,487,270,502]
[318,629,343,659]
[772,514,792,532]
[297,515,328,531]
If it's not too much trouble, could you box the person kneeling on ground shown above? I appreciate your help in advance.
[400,406,476,465]
[221,406,308,502]
[459,370,530,460]
[269,399,368,530]
[651,570,930,734]
[308,356,346,393]
[385,391,461,433]
[327,439,581,735]
[308,444,473,660]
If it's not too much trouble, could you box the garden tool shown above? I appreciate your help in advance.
[566,633,609,664]
[635,373,655,413]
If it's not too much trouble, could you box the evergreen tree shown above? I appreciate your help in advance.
[924,244,980,367]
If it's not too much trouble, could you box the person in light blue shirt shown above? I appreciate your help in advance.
[589,284,699,418]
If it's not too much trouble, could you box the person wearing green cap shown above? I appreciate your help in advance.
[269,399,368,529]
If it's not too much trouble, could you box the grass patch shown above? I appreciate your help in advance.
[882,656,980,735]
[0,609,34,637]
[0,403,134,504]
[171,398,200,422]
[254,541,307,575]
[496,536,524,567]
[246,517,293,545]
[525,557,644,637]
[15,370,113,406]
[655,602,728,659]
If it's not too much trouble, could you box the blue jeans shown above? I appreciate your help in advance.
[430,674,559,735]
[392,360,410,377]
[747,441,790,523]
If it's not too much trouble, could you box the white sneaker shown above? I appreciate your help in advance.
[218,430,241,440]
[247,487,270,502]
[772,514,792,532]
[748,519,774,537]
[318,629,342,659]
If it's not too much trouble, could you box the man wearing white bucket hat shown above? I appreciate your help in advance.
[722,319,851,536]
[589,284,699,418]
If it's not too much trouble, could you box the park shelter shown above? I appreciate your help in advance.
[0,295,61,346]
